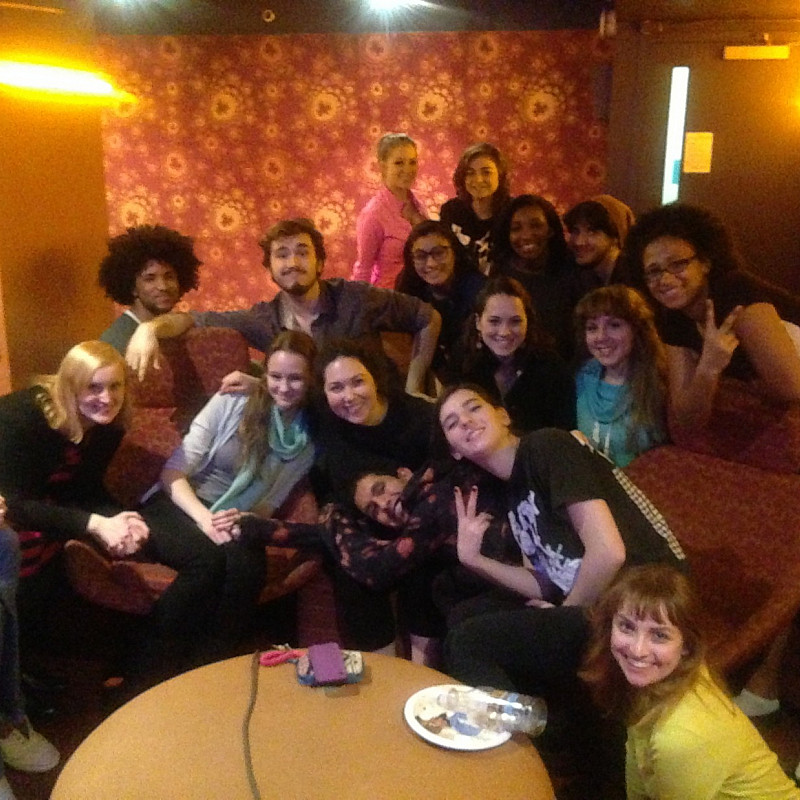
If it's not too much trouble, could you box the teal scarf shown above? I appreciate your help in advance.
[210,406,308,512]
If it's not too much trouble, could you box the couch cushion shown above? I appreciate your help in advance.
[625,445,800,671]
[668,378,800,474]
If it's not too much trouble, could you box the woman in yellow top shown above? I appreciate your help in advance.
[581,565,799,800]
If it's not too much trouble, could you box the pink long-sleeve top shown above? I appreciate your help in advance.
[350,186,426,288]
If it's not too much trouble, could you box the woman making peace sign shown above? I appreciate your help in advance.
[624,203,800,429]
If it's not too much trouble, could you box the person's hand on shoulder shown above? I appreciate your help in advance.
[219,371,260,395]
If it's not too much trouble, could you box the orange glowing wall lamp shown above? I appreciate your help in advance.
[0,59,134,102]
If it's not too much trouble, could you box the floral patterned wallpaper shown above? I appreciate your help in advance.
[97,30,609,311]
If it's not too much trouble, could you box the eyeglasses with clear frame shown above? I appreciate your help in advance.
[643,255,697,285]
[411,245,452,267]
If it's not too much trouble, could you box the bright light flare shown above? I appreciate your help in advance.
[0,60,132,101]
[367,0,424,10]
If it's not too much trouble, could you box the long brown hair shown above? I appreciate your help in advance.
[580,565,712,725]
[34,341,130,444]
[574,285,668,452]
[237,331,316,469]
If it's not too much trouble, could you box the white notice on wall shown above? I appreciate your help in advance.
[682,132,714,173]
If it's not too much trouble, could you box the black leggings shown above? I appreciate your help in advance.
[140,492,267,650]
[444,604,625,795]
[331,555,449,651]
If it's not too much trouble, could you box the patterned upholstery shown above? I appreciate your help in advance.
[625,445,800,673]
[668,378,800,474]
[65,326,320,615]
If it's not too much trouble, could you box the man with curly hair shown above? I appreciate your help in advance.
[98,225,201,353]
[124,218,441,395]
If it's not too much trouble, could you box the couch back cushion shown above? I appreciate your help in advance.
[106,327,252,506]
[625,445,800,672]
[668,378,800,474]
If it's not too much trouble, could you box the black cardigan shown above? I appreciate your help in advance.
[0,387,123,538]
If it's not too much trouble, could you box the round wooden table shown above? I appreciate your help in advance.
[52,653,555,799]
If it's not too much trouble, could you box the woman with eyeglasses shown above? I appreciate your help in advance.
[625,203,800,429]
[395,221,485,387]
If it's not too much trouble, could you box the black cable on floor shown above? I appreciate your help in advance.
[242,650,262,800]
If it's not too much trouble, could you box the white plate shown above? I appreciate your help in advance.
[403,684,511,751]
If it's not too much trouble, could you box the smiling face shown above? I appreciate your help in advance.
[464,155,500,203]
[323,356,387,427]
[411,233,455,288]
[509,204,552,263]
[438,388,511,462]
[611,603,685,689]
[567,223,617,269]
[353,471,411,528]
[265,350,310,413]
[476,293,528,360]
[77,364,126,429]
[642,235,709,313]
[269,233,321,296]
[584,314,634,381]
[132,260,181,319]
[380,143,418,195]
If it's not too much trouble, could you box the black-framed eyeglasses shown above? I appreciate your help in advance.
[411,245,451,266]
[643,255,697,285]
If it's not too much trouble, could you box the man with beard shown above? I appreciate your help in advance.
[563,195,635,295]
[98,225,201,354]
[125,217,441,394]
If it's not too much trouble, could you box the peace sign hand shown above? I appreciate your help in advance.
[453,486,493,566]
[698,300,741,375]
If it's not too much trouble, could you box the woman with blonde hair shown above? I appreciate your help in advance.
[351,132,427,288]
[0,340,147,559]
[580,564,799,799]
[574,285,668,467]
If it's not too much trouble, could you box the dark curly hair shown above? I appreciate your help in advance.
[395,220,479,296]
[623,203,743,294]
[489,194,569,276]
[98,225,201,305]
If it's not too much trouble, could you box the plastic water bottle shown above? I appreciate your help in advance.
[437,686,547,736]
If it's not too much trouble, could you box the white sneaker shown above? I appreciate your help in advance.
[0,726,59,773]
[732,688,780,717]
[0,775,16,800]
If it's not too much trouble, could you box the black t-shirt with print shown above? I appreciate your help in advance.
[506,429,685,599]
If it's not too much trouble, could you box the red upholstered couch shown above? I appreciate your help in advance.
[64,327,322,623]
[624,380,800,675]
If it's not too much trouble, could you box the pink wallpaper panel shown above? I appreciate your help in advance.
[97,30,609,311]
